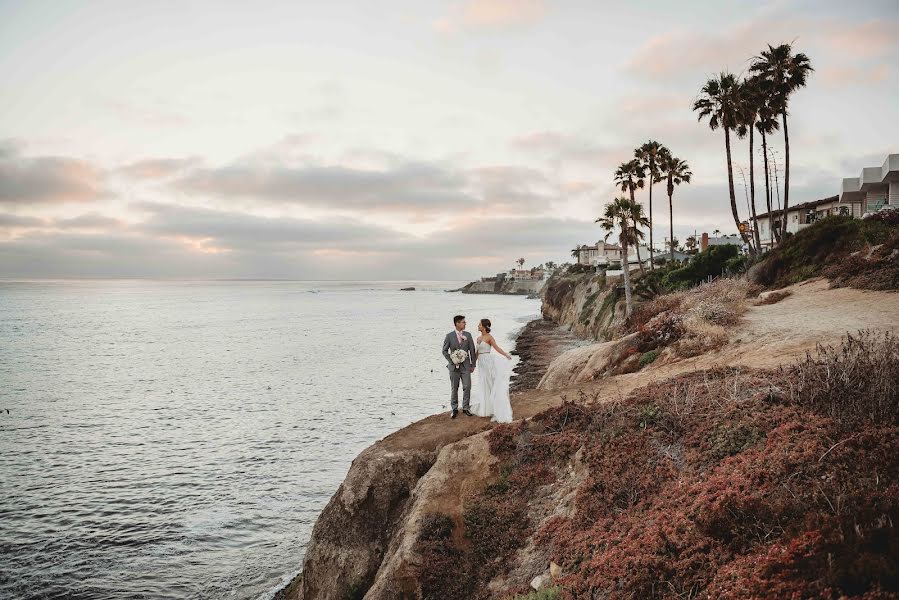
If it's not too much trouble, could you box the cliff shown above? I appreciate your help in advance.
[540,271,627,340]
[460,278,546,295]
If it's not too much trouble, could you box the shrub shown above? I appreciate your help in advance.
[663,244,740,290]
[639,350,660,367]
[787,330,899,426]
[566,262,593,275]
[512,586,563,600]
[865,207,899,226]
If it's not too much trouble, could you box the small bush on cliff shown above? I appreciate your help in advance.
[663,244,740,290]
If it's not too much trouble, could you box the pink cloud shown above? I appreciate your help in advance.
[825,20,898,58]
[819,64,890,86]
[434,0,546,32]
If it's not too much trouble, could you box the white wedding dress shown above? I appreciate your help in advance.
[471,339,514,423]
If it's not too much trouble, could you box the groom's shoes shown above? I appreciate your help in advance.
[451,410,458,419]
[462,409,473,417]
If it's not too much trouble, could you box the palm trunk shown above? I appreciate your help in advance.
[620,235,632,317]
[668,180,675,263]
[648,170,655,270]
[761,129,773,249]
[725,127,750,245]
[628,186,646,274]
[781,111,790,240]
[748,127,760,254]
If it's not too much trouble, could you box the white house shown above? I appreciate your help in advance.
[840,153,899,215]
[750,153,899,250]
[573,241,622,266]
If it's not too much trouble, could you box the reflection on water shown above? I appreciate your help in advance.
[0,280,538,599]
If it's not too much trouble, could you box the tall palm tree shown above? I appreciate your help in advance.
[613,159,647,272]
[694,72,750,246]
[659,153,692,262]
[753,73,781,247]
[736,78,762,253]
[596,197,648,317]
[635,141,670,270]
[750,43,813,240]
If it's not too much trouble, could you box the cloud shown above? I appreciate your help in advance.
[626,16,899,84]
[825,20,898,58]
[170,161,477,215]
[0,145,106,205]
[434,0,546,32]
[117,157,202,180]
[511,131,629,169]
[819,64,890,86]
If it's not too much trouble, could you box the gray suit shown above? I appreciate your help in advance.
[442,330,478,411]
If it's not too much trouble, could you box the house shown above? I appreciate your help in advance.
[751,195,852,249]
[572,241,622,267]
[749,153,899,249]
[840,153,899,215]
[700,233,743,252]
[508,268,545,281]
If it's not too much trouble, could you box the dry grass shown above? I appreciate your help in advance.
[629,278,750,359]
[785,330,899,426]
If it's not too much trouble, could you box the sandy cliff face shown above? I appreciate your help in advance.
[541,272,626,340]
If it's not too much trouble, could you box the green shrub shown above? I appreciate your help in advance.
[663,244,740,290]
[639,350,660,367]
[512,586,563,600]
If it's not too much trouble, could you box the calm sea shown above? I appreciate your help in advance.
[0,280,539,599]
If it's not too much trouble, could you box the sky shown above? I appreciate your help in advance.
[1,0,897,279]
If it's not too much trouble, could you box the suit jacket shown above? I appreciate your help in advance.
[442,330,478,373]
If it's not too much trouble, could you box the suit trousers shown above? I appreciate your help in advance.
[449,368,471,411]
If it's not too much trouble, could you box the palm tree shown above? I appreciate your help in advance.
[736,78,762,253]
[596,197,648,317]
[571,247,580,261]
[750,43,813,240]
[659,153,692,262]
[613,159,647,272]
[635,141,670,270]
[752,73,781,247]
[713,229,721,238]
[516,257,525,269]
[693,72,751,247]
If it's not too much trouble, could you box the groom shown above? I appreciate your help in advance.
[442,315,478,419]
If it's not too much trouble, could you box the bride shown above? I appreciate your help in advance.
[471,318,514,423]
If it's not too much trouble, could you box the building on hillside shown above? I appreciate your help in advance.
[840,153,899,215]
[700,233,743,252]
[572,241,622,267]
[751,195,851,249]
[748,153,898,250]
[508,268,545,281]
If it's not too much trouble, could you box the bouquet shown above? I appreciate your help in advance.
[449,348,468,369]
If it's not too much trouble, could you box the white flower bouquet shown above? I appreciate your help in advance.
[449,348,468,369]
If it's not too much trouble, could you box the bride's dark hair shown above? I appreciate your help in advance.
[480,318,491,333]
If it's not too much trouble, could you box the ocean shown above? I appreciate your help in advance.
[0,280,540,599]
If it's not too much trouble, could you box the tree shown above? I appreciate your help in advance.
[749,73,781,246]
[685,235,698,253]
[713,229,721,238]
[613,159,647,273]
[516,257,525,269]
[750,43,813,240]
[635,141,671,270]
[570,247,581,261]
[694,72,751,246]
[596,197,648,317]
[736,77,763,253]
[545,261,556,270]
[659,153,692,262]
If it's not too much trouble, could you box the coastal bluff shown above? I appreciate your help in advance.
[458,278,545,295]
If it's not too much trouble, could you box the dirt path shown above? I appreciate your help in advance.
[511,278,899,417]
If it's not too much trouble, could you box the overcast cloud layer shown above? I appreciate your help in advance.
[1,0,897,279]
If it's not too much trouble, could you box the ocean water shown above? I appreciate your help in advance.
[0,280,540,600]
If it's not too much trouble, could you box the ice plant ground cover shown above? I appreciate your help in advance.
[413,333,899,599]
